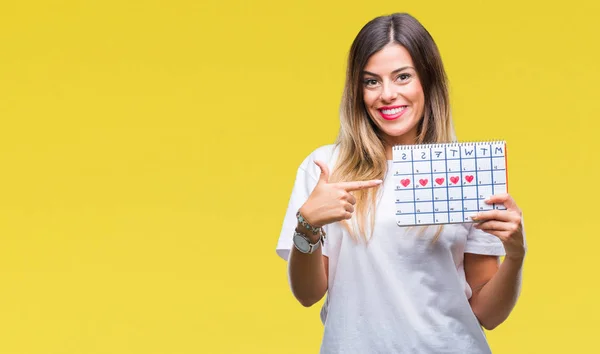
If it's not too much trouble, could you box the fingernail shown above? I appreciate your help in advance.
[470,213,478,220]
[375,180,383,184]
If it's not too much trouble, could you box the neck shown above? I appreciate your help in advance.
[384,135,418,160]
[385,145,393,160]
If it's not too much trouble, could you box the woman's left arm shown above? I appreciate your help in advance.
[465,193,526,330]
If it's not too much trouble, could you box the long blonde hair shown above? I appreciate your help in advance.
[329,13,456,241]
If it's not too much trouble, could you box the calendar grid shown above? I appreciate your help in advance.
[410,149,417,225]
[428,148,434,222]
[459,147,465,223]
[445,152,450,223]
[474,147,479,217]
[393,168,501,176]
[490,146,496,209]
[393,141,508,227]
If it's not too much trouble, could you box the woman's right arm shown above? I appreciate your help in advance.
[287,222,329,307]
[286,161,381,307]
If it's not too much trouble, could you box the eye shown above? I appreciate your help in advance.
[397,73,412,81]
[363,78,379,87]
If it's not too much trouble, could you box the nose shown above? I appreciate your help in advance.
[380,82,398,103]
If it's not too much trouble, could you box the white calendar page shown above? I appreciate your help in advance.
[392,141,508,227]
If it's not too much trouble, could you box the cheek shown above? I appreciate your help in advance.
[408,85,425,110]
[363,90,378,107]
[408,83,424,99]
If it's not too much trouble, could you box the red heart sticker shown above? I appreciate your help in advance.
[450,176,459,184]
[435,177,445,185]
[400,179,410,187]
[465,175,474,183]
[419,179,428,186]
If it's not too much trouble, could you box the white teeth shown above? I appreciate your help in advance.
[381,106,407,115]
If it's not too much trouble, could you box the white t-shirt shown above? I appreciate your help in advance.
[276,144,510,354]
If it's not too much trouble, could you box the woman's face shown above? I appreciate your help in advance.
[362,43,425,146]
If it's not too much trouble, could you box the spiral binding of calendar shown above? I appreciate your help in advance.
[392,140,506,151]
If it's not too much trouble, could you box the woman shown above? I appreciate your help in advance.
[276,13,525,353]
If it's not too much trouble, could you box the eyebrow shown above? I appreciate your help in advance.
[362,66,414,78]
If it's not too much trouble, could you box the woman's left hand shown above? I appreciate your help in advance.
[471,193,525,259]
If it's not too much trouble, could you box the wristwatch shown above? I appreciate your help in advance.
[293,230,323,254]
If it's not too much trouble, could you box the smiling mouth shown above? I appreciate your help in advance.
[378,106,408,120]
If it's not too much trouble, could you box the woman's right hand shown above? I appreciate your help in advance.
[298,160,383,228]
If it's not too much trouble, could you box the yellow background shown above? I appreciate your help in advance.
[0,0,598,353]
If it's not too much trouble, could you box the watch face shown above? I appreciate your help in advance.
[293,233,310,253]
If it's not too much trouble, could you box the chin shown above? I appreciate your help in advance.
[368,111,421,144]
[382,126,416,136]
[378,124,420,144]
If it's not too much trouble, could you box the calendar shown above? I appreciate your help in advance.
[392,141,508,226]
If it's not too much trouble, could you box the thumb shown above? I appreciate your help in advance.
[314,160,330,184]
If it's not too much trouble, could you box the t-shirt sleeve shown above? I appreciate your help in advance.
[275,159,328,261]
[464,223,506,256]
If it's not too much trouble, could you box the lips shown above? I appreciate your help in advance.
[378,105,408,120]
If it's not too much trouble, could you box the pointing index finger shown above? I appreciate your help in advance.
[337,179,383,191]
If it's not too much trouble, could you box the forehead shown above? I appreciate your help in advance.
[363,43,414,74]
